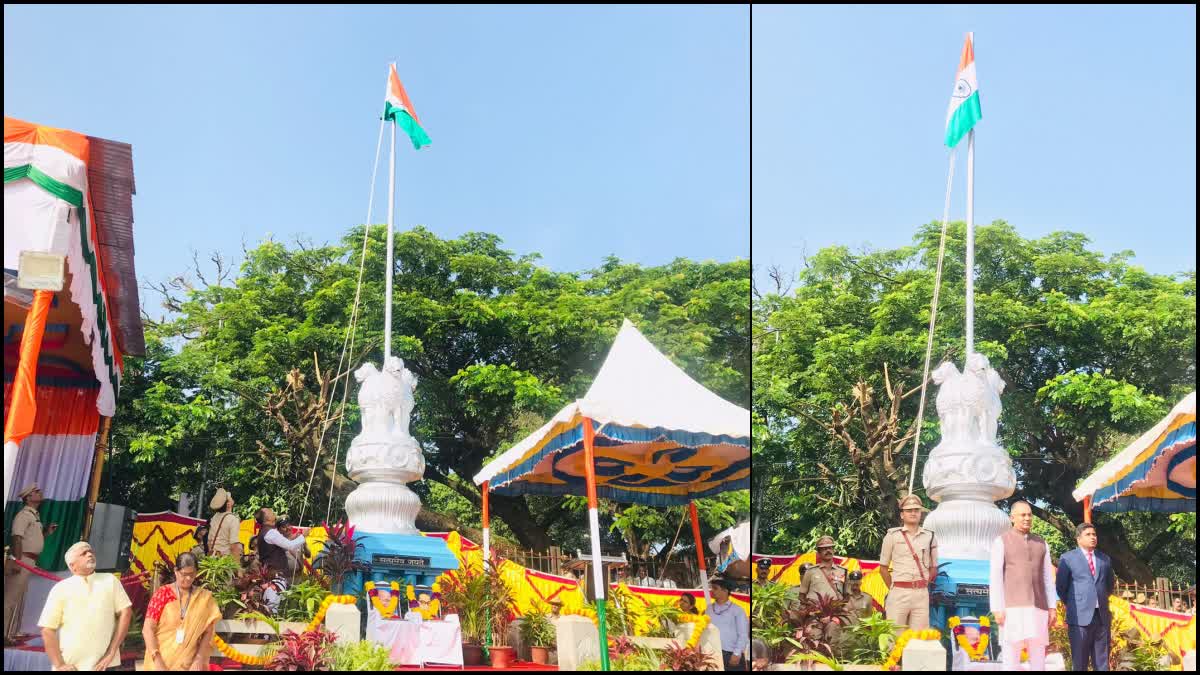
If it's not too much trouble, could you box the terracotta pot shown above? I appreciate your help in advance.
[489,645,515,668]
[530,646,549,665]
[462,642,484,666]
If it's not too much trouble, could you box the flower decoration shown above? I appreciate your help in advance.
[674,613,712,649]
[948,616,990,661]
[364,581,401,618]
[882,628,942,670]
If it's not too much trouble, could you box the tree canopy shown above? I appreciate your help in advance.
[104,225,750,561]
[753,220,1195,585]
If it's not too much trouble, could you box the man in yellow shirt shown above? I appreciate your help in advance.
[38,541,133,671]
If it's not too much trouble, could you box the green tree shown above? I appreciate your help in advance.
[754,221,1195,584]
[110,226,749,559]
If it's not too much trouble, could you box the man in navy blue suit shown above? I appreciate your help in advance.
[1056,522,1115,671]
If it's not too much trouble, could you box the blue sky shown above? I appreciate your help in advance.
[4,5,749,308]
[753,5,1197,286]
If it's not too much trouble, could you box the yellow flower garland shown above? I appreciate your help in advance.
[210,594,357,666]
[364,581,401,618]
[674,613,711,649]
[947,616,990,661]
[881,628,941,670]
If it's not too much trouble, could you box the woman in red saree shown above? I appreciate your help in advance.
[141,553,223,670]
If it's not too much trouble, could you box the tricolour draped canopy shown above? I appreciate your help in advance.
[1074,391,1196,514]
[473,319,750,506]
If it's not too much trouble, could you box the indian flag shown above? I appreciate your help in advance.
[383,63,431,150]
[945,33,982,149]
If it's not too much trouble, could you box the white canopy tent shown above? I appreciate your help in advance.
[473,319,750,670]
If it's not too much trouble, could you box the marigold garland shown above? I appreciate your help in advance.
[674,613,711,649]
[210,594,357,665]
[882,628,942,670]
[364,581,401,618]
[948,616,990,661]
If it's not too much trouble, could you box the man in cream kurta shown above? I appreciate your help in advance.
[989,501,1058,670]
[39,541,133,671]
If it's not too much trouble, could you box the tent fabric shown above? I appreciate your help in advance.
[4,117,124,416]
[708,520,751,560]
[473,320,750,506]
[2,383,99,571]
[1073,392,1196,513]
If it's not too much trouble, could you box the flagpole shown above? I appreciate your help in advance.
[965,127,975,359]
[385,66,397,360]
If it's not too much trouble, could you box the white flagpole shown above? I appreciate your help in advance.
[384,64,397,360]
[965,127,975,359]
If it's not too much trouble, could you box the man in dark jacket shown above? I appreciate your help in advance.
[1055,522,1115,671]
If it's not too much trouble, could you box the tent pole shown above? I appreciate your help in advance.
[582,418,610,672]
[3,289,54,504]
[482,480,491,564]
[689,501,711,609]
[1083,495,1092,524]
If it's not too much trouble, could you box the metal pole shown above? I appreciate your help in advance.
[689,501,711,609]
[197,454,208,519]
[965,128,975,358]
[582,418,610,671]
[82,416,112,540]
[385,82,396,360]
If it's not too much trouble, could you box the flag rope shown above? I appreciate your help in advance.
[907,150,956,495]
[297,114,387,529]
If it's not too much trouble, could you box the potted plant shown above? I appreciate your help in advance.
[518,602,557,664]
[485,559,518,668]
[312,520,370,595]
[438,564,491,666]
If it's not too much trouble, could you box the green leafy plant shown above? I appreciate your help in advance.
[312,520,370,595]
[439,564,491,644]
[237,611,282,636]
[518,601,557,648]
[640,599,682,638]
[484,559,518,648]
[586,583,639,636]
[578,644,663,671]
[660,642,718,671]
[278,580,331,623]
[121,610,145,654]
[267,628,335,671]
[231,565,285,617]
[842,611,899,664]
[788,650,844,671]
[329,639,394,671]
[197,553,242,591]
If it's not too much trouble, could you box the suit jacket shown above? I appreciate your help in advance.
[1056,547,1114,626]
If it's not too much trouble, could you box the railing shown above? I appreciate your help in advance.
[1114,579,1195,613]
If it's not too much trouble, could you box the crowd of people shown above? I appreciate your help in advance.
[750,494,1191,672]
[3,485,311,671]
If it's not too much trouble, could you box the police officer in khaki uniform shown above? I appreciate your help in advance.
[798,536,848,602]
[844,570,874,623]
[880,494,937,631]
[5,483,58,642]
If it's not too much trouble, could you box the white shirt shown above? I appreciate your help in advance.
[989,533,1058,645]
[264,527,307,551]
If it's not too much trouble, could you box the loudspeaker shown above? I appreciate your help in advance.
[88,503,138,572]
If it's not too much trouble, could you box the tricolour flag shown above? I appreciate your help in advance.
[945,33,982,149]
[383,63,431,150]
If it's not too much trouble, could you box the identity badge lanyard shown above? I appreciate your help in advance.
[175,582,193,644]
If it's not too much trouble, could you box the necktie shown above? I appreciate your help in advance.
[1087,550,1096,578]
